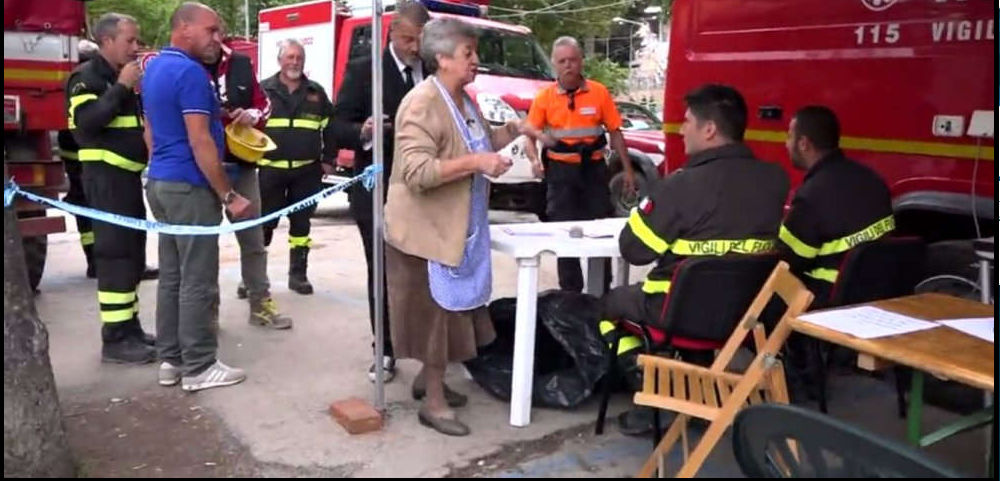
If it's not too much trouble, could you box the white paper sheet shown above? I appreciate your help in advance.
[798,306,941,339]
[562,218,625,238]
[500,225,557,237]
[938,318,994,343]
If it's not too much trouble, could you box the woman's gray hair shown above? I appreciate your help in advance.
[419,17,479,72]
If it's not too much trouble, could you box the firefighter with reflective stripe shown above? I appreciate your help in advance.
[57,128,97,277]
[58,41,99,278]
[525,36,636,293]
[65,13,155,364]
[599,84,789,435]
[60,123,159,281]
[778,106,894,304]
[259,39,340,295]
[60,40,159,282]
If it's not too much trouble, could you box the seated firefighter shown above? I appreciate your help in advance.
[778,105,895,305]
[597,84,790,436]
[776,106,896,402]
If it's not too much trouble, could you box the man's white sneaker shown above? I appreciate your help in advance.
[159,362,182,386]
[181,361,246,392]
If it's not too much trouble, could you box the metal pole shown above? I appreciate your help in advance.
[628,28,633,70]
[370,0,387,412]
[979,257,991,304]
[244,0,250,38]
[979,254,992,474]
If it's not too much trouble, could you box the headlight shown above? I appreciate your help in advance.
[477,93,519,125]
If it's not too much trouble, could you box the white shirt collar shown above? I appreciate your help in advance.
[388,42,422,82]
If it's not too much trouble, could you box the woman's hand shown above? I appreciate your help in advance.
[475,153,513,177]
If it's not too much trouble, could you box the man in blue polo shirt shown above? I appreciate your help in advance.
[142,1,251,392]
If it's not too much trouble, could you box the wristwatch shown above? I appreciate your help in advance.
[223,189,237,205]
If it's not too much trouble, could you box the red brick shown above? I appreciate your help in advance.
[329,398,383,434]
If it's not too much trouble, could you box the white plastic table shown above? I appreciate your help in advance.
[490,218,629,427]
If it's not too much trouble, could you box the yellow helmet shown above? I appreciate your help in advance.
[225,123,277,163]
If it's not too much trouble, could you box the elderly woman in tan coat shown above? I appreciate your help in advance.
[385,17,550,436]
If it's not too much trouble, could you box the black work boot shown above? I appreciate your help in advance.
[140,265,159,281]
[236,282,248,300]
[124,318,156,346]
[84,245,96,279]
[101,323,155,364]
[289,247,314,295]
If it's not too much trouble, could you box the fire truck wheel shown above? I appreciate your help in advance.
[22,236,47,292]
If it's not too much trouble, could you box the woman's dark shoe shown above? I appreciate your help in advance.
[417,410,470,437]
[412,383,468,408]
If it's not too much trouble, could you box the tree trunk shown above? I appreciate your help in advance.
[3,165,75,478]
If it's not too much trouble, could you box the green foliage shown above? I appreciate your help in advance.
[487,0,630,50]
[83,0,674,59]
[583,56,628,95]
[86,0,176,47]
[85,0,303,47]
[487,0,675,64]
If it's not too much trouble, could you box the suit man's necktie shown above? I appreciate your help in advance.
[403,66,414,90]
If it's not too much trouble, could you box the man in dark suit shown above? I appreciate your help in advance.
[334,0,430,383]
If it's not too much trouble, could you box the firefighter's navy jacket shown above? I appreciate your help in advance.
[778,150,895,285]
[619,143,790,293]
[259,73,337,168]
[66,54,147,172]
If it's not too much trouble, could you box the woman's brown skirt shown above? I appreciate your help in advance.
[385,243,496,369]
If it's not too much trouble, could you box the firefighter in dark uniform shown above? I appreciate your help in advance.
[66,13,155,364]
[59,40,99,278]
[259,39,339,295]
[60,40,159,281]
[58,128,96,276]
[776,106,895,404]
[61,40,159,281]
[599,84,790,435]
[525,36,636,293]
[778,105,895,304]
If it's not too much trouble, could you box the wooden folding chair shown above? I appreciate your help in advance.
[633,261,814,478]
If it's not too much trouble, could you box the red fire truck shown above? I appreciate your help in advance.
[4,0,81,290]
[660,0,995,294]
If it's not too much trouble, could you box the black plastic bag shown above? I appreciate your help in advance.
[464,290,609,409]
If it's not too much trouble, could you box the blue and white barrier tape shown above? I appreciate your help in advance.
[4,165,382,236]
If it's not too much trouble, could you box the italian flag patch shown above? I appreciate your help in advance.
[639,197,654,215]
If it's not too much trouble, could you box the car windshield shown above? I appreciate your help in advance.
[476,28,555,81]
[618,102,663,131]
